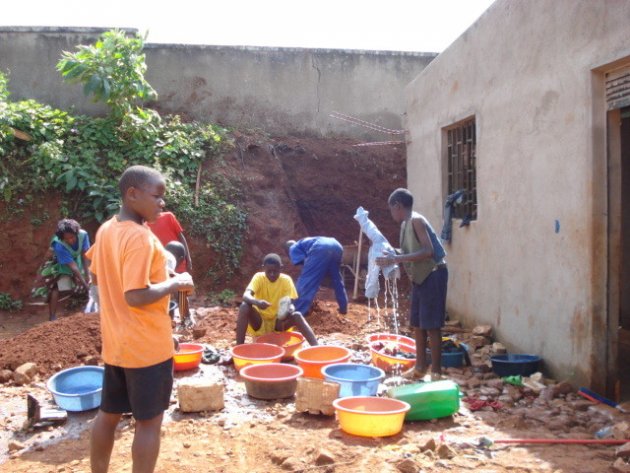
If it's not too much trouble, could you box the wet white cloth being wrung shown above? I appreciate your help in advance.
[353,207,400,299]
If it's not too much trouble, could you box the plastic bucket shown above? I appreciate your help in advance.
[490,354,541,377]
[230,343,286,372]
[240,363,303,400]
[173,343,204,371]
[294,346,352,379]
[322,363,385,397]
[255,331,305,361]
[47,366,104,412]
[388,380,461,421]
[332,396,410,437]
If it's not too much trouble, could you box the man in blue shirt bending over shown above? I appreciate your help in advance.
[285,237,348,317]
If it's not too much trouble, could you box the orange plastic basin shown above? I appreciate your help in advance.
[332,396,410,437]
[173,343,204,371]
[230,343,286,372]
[255,331,305,360]
[294,345,352,379]
[366,332,416,348]
[369,341,416,373]
[240,363,304,400]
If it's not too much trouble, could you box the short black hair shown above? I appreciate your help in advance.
[388,188,414,209]
[119,165,164,196]
[165,241,186,264]
[262,253,282,266]
[55,218,81,239]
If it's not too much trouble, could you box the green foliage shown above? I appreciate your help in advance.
[57,29,156,121]
[167,178,247,283]
[210,289,237,306]
[0,292,23,311]
[0,30,247,282]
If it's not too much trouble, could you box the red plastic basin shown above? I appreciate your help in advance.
[240,363,304,399]
[255,331,306,360]
[230,343,286,372]
[294,345,352,379]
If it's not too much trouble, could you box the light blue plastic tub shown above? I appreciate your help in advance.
[322,363,385,397]
[47,366,104,412]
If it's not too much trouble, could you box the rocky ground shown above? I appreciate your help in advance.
[1,289,629,473]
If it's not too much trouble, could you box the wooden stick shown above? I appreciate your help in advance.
[352,229,363,300]
[194,162,202,207]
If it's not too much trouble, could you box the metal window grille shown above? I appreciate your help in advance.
[446,118,477,220]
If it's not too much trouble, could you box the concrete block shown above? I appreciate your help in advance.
[295,377,340,416]
[178,378,224,412]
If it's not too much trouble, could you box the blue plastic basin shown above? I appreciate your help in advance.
[47,366,104,412]
[490,354,542,377]
[321,363,385,397]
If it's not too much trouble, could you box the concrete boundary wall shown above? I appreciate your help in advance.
[0,27,436,139]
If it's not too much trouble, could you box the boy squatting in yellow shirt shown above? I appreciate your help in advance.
[236,253,318,346]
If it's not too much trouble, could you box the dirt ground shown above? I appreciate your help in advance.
[1,134,629,471]
[0,294,627,472]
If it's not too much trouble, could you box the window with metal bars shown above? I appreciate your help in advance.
[445,118,477,221]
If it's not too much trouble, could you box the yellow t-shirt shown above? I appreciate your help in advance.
[86,217,172,368]
[246,272,298,336]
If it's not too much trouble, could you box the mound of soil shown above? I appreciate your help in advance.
[0,313,101,377]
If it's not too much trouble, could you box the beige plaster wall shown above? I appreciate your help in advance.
[0,27,435,139]
[404,0,630,386]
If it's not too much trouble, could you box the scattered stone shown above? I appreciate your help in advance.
[8,440,25,452]
[281,457,305,471]
[0,369,13,383]
[472,325,493,337]
[270,450,290,465]
[315,449,335,465]
[13,362,38,385]
[83,355,99,366]
[468,336,490,350]
[611,457,630,473]
[614,422,630,440]
[436,443,457,459]
[617,442,630,458]
[396,458,420,473]
[178,378,224,412]
[491,342,506,354]
[420,437,437,452]
[192,327,207,339]
[551,380,573,398]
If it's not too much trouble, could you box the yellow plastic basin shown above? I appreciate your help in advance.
[332,396,410,437]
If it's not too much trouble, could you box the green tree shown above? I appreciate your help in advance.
[56,29,156,121]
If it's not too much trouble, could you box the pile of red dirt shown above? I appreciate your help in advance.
[0,313,101,378]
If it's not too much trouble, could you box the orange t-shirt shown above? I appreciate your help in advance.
[86,216,172,368]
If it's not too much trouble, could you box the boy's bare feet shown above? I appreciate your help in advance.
[402,366,427,380]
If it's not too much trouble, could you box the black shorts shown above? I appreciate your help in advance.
[100,358,173,420]
[410,266,448,330]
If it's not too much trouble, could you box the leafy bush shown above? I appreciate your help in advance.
[0,29,248,281]
[0,292,23,311]
[57,29,156,121]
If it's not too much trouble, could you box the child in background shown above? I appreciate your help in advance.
[148,211,193,273]
[236,253,318,346]
[32,218,91,321]
[165,241,194,328]
[86,165,194,473]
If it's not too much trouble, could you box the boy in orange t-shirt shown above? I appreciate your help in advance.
[86,165,194,473]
